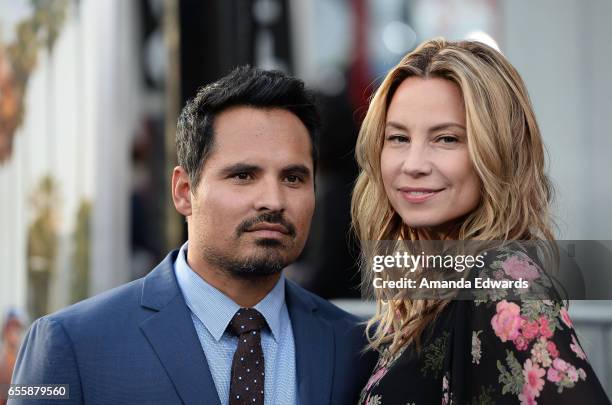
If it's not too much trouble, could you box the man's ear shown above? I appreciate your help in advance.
[172,166,193,216]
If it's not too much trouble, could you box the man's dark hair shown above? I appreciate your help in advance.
[176,66,320,189]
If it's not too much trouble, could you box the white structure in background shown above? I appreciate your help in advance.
[502,0,612,241]
[0,0,141,317]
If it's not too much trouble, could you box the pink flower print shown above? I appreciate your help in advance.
[531,338,551,366]
[502,255,540,281]
[578,368,587,380]
[570,335,587,360]
[538,316,553,339]
[567,367,579,383]
[523,359,546,397]
[514,335,529,351]
[494,270,505,280]
[519,385,538,405]
[553,358,569,373]
[546,341,559,358]
[366,394,382,405]
[365,366,388,391]
[547,367,562,383]
[560,307,573,328]
[522,319,540,340]
[491,300,522,342]
[442,373,451,405]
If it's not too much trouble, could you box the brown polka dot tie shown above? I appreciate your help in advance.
[228,308,266,405]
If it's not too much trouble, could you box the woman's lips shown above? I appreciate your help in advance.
[398,187,444,203]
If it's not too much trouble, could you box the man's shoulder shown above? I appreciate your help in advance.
[43,277,146,328]
[285,278,362,325]
[43,250,179,330]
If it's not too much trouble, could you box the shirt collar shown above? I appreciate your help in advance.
[174,242,286,342]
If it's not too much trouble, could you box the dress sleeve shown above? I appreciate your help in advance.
[456,298,610,404]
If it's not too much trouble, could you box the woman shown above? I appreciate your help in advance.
[352,39,610,404]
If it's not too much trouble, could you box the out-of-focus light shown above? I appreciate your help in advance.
[253,0,282,25]
[313,66,345,96]
[382,21,417,55]
[465,30,501,52]
[144,30,166,86]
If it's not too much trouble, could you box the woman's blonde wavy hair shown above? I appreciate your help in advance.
[351,38,556,355]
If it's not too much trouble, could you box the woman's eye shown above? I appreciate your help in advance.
[437,135,458,144]
[386,134,409,143]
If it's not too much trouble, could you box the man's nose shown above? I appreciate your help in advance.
[253,178,286,212]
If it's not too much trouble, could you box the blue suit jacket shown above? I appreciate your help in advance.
[10,250,376,404]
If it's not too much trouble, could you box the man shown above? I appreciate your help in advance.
[10,67,375,404]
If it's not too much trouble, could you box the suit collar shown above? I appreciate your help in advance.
[140,249,181,310]
[285,279,335,405]
[139,250,221,405]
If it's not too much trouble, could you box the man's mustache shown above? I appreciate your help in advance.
[236,212,297,238]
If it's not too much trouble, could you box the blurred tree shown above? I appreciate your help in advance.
[27,175,60,319]
[0,0,69,164]
[71,200,91,303]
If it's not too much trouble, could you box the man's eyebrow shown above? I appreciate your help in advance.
[219,163,262,176]
[281,164,311,177]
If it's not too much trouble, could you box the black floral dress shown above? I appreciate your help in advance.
[358,248,611,405]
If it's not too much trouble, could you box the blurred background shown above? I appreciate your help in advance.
[1,0,611,398]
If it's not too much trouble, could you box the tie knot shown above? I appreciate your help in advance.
[228,308,267,336]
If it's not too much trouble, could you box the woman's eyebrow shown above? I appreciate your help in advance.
[385,121,408,131]
[386,121,466,132]
[428,122,466,132]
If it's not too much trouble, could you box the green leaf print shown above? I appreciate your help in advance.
[497,350,524,395]
[421,332,449,379]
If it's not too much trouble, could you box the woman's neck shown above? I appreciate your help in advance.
[409,224,461,240]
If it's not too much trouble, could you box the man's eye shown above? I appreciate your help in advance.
[285,175,302,183]
[234,172,252,180]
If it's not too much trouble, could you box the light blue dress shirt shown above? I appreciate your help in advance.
[174,243,298,405]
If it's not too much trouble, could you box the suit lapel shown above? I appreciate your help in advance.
[286,280,335,405]
[139,251,221,405]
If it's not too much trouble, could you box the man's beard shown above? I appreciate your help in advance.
[202,211,298,279]
[202,241,288,279]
